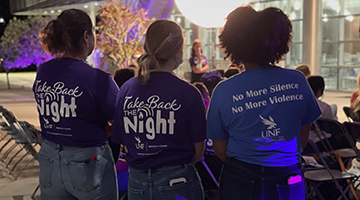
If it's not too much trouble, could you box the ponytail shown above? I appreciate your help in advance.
[137,20,184,85]
[137,54,159,85]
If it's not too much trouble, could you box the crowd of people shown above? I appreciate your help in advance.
[31,3,359,200]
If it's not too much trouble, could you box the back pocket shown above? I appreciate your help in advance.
[65,154,107,193]
[220,171,254,200]
[38,154,54,188]
[276,181,305,200]
[159,180,197,200]
[128,186,144,200]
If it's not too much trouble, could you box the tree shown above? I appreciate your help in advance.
[96,0,154,68]
[1,16,51,89]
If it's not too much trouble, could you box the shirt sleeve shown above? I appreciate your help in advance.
[97,73,119,121]
[301,78,321,125]
[188,88,207,143]
[320,101,335,120]
[206,85,229,140]
[189,56,195,67]
[203,54,208,66]
[111,89,124,144]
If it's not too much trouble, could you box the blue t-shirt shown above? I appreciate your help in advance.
[207,66,321,167]
[33,58,119,147]
[112,72,206,169]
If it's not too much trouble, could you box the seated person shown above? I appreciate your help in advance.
[295,64,311,78]
[193,82,210,109]
[200,70,223,97]
[224,69,239,78]
[307,76,336,143]
[350,72,360,122]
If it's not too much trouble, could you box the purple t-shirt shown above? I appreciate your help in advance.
[189,54,208,68]
[112,72,206,169]
[189,54,208,83]
[33,58,119,147]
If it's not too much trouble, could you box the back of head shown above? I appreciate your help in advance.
[219,5,292,66]
[193,82,210,108]
[137,20,184,84]
[114,68,135,88]
[224,69,239,78]
[357,72,360,90]
[307,75,325,95]
[200,71,223,97]
[295,64,311,77]
[40,9,93,56]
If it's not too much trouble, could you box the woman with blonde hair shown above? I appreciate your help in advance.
[350,72,360,121]
[112,20,205,200]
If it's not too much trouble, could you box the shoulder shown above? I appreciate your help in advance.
[37,58,57,70]
[166,74,200,94]
[121,77,137,88]
[271,67,308,83]
[317,99,330,108]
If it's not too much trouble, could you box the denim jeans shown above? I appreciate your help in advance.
[128,163,204,200]
[220,157,305,200]
[38,140,118,200]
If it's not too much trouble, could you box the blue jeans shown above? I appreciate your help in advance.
[38,140,118,200]
[220,157,305,200]
[128,163,204,200]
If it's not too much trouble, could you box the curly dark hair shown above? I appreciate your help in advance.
[219,5,292,66]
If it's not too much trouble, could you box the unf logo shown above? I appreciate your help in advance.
[260,115,280,138]
[135,136,144,149]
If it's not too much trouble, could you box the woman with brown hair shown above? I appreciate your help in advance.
[34,9,118,199]
[189,39,209,83]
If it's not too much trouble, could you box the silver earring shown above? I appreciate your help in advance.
[87,43,89,48]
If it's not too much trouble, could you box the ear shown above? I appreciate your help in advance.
[83,31,89,44]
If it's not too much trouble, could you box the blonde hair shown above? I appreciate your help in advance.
[352,73,360,111]
[295,64,311,77]
[137,20,184,85]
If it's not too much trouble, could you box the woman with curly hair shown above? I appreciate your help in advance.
[206,5,321,200]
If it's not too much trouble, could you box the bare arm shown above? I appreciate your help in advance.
[301,124,311,149]
[213,140,228,161]
[193,140,205,164]
[191,64,209,74]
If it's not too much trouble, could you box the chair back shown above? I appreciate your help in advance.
[0,106,38,155]
[343,106,354,122]
[343,122,360,143]
[316,118,354,150]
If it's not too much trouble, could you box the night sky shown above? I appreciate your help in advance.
[0,0,12,37]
